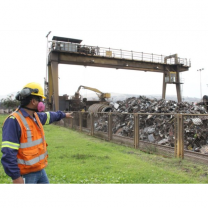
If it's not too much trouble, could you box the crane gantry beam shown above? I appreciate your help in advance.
[46,37,190,111]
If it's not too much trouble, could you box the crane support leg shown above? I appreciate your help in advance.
[51,61,59,111]
[176,70,182,102]
[162,72,166,99]
[48,65,53,105]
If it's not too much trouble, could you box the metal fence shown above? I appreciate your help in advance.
[58,112,208,164]
[49,41,191,67]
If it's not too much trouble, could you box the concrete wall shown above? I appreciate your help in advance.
[0,109,14,114]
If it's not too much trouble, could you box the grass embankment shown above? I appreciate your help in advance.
[1,114,208,184]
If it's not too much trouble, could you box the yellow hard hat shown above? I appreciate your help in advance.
[23,82,46,99]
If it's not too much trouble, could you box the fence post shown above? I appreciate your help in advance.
[176,113,184,159]
[70,112,74,129]
[134,114,140,149]
[70,117,73,129]
[63,118,66,127]
[174,114,177,157]
[108,112,112,141]
[79,112,82,132]
[90,112,94,136]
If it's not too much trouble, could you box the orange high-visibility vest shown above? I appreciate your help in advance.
[11,110,48,175]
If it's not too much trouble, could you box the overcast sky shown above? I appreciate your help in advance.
[1,0,207,202]
[0,0,208,100]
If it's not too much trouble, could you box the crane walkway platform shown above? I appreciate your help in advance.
[48,40,190,73]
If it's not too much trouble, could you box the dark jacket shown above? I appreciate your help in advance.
[1,108,66,180]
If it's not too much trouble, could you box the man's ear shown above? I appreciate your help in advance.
[31,98,37,105]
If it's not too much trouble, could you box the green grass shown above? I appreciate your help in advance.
[1,114,208,184]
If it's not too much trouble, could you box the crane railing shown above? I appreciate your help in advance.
[48,40,191,67]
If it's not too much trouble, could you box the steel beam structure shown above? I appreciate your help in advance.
[48,51,189,111]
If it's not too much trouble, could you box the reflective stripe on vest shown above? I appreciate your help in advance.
[15,112,32,143]
[20,138,43,148]
[17,151,48,166]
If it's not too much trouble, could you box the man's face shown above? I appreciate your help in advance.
[31,97,42,110]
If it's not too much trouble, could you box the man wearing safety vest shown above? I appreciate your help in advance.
[1,82,73,184]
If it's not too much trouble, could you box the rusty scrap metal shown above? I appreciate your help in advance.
[88,104,112,115]
[93,96,208,153]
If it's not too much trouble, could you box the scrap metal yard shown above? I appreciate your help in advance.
[43,35,208,164]
[55,96,208,164]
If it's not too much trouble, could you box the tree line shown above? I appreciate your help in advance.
[0,94,20,109]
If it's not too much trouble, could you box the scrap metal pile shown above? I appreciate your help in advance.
[94,96,208,153]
